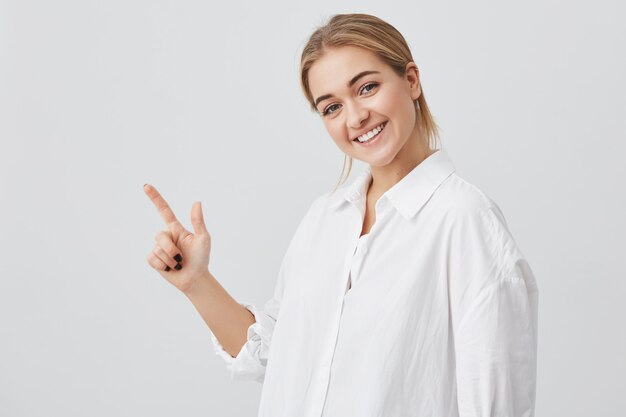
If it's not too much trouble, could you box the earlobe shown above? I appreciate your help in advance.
[413,83,422,101]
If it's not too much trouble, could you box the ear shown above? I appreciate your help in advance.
[405,62,421,101]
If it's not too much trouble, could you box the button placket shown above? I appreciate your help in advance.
[351,236,369,283]
[323,211,363,393]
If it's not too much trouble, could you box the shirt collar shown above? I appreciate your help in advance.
[327,149,456,219]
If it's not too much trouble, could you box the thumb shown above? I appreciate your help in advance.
[190,201,209,236]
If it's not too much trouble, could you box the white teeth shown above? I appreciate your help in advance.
[357,122,385,143]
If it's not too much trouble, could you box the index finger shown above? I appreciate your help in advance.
[143,184,180,227]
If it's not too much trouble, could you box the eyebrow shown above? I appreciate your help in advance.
[314,70,381,108]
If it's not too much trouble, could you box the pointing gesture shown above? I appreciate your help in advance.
[144,183,212,294]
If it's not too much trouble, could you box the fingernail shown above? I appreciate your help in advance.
[165,265,171,271]
[175,263,182,270]
[174,254,183,262]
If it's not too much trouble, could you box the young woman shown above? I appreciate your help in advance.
[144,13,539,417]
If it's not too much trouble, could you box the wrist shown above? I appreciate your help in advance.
[182,269,215,299]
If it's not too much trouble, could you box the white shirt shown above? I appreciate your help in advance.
[211,149,539,417]
[348,232,371,291]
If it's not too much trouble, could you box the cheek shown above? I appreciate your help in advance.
[371,89,408,122]
[401,100,417,127]
[324,122,346,144]
[386,88,417,128]
[373,91,397,112]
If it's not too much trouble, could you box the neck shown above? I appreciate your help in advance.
[367,125,434,196]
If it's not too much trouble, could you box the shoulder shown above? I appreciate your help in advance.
[425,173,513,247]
[435,173,504,221]
[439,173,530,277]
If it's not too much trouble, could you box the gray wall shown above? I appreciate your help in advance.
[1,0,623,416]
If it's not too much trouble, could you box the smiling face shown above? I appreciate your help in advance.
[308,45,425,168]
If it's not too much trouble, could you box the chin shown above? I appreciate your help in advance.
[361,151,397,167]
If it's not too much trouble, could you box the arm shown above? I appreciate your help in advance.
[192,198,315,382]
[142,183,287,383]
[455,271,539,417]
[452,206,540,416]
[183,270,256,358]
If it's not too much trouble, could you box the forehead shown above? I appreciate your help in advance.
[308,46,389,93]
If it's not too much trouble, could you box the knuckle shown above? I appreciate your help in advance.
[155,246,174,262]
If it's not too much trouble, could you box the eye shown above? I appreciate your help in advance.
[320,82,379,117]
[322,103,341,116]
[360,82,378,95]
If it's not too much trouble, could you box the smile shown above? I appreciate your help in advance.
[353,121,387,145]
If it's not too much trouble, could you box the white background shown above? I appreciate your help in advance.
[1,0,624,416]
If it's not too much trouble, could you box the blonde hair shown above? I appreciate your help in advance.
[299,13,442,193]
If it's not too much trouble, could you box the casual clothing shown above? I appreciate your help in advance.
[211,149,539,417]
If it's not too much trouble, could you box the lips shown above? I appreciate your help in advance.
[352,121,388,142]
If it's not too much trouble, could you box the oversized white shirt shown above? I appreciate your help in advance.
[211,149,539,417]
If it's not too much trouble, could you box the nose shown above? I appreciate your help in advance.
[346,101,369,129]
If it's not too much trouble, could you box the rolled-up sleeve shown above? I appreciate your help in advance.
[208,200,315,384]
[210,301,277,383]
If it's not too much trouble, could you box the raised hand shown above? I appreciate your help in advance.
[143,184,212,294]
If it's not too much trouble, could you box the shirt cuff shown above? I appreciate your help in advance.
[210,301,276,383]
